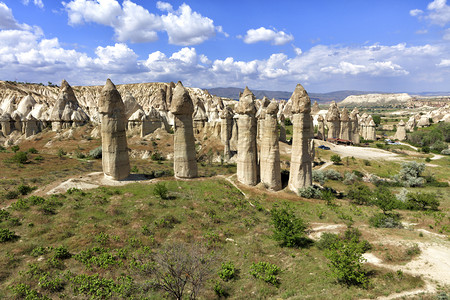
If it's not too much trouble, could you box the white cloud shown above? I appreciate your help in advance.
[62,0,223,45]
[410,9,423,16]
[161,3,216,45]
[242,27,294,45]
[411,0,450,26]
[415,29,428,34]
[444,27,450,39]
[0,2,22,29]
[437,58,450,66]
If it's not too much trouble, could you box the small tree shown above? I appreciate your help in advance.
[153,183,168,200]
[372,186,398,214]
[347,184,372,205]
[270,203,310,248]
[405,192,439,211]
[324,238,369,287]
[152,243,213,300]
[330,154,342,165]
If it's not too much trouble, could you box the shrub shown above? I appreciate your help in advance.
[9,283,47,299]
[213,281,227,297]
[249,261,280,286]
[153,183,168,200]
[398,162,426,187]
[31,246,48,257]
[218,261,236,281]
[8,151,28,164]
[369,213,402,228]
[324,238,369,287]
[150,151,164,161]
[325,169,343,180]
[372,186,400,214]
[39,273,65,292]
[284,118,292,126]
[17,184,34,195]
[317,233,340,250]
[270,204,310,248]
[405,192,439,211]
[54,246,72,259]
[28,147,38,154]
[298,186,322,199]
[130,166,139,173]
[0,209,10,222]
[431,141,448,153]
[57,148,66,158]
[331,154,342,165]
[11,145,20,153]
[422,146,430,153]
[4,190,19,200]
[347,184,372,205]
[343,172,359,185]
[363,159,371,166]
[312,170,326,184]
[0,228,18,242]
[89,146,102,159]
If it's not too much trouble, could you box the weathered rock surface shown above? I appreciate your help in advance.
[220,106,234,160]
[339,108,350,140]
[260,100,281,190]
[289,84,314,193]
[340,93,412,106]
[326,102,340,139]
[98,79,130,180]
[236,87,258,185]
[170,82,198,178]
[349,108,360,144]
[394,119,406,141]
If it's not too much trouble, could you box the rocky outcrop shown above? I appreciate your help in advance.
[289,84,314,193]
[326,102,340,139]
[279,114,286,143]
[311,101,320,115]
[366,119,376,140]
[349,108,360,144]
[340,93,412,106]
[260,100,281,191]
[317,115,325,140]
[394,120,406,141]
[339,108,350,140]
[220,106,233,160]
[98,79,130,180]
[236,87,258,186]
[170,82,198,179]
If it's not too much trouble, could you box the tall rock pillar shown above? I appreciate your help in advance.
[220,106,233,160]
[339,108,350,140]
[349,108,360,144]
[279,114,287,142]
[394,120,406,141]
[236,87,258,186]
[326,102,340,139]
[317,115,325,140]
[289,84,314,193]
[98,79,130,180]
[170,82,198,178]
[260,101,281,191]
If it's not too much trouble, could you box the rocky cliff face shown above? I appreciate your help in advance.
[340,93,412,106]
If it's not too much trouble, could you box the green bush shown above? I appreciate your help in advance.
[324,238,369,287]
[213,281,227,297]
[54,246,72,260]
[369,213,402,228]
[347,184,372,205]
[270,204,311,248]
[331,154,342,165]
[153,183,168,200]
[89,146,102,159]
[11,145,20,153]
[17,184,34,195]
[9,283,48,299]
[372,186,400,214]
[6,151,28,164]
[27,147,38,154]
[218,261,236,281]
[4,190,19,200]
[316,233,340,250]
[298,186,322,199]
[249,261,280,286]
[0,228,18,242]
[405,192,439,211]
[0,209,10,222]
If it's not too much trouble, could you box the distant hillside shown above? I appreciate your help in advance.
[206,87,377,104]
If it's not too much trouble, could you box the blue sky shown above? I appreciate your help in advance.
[1,0,450,93]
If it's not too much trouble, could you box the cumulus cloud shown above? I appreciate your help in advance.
[437,58,450,66]
[0,2,22,29]
[22,0,44,8]
[411,0,450,26]
[62,0,223,45]
[160,3,216,45]
[242,27,294,45]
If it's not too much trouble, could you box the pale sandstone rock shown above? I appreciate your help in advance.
[394,120,407,141]
[326,102,340,139]
[317,114,325,140]
[311,101,320,115]
[169,82,198,178]
[366,119,376,140]
[98,79,130,180]
[349,108,360,144]
[260,100,281,190]
[339,108,350,140]
[279,114,287,142]
[236,87,258,185]
[289,84,314,193]
[220,106,233,160]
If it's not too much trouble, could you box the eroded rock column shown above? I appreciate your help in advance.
[99,79,130,180]
[260,101,281,190]
[317,115,325,140]
[289,84,314,193]
[220,106,233,160]
[349,108,360,144]
[326,102,340,139]
[236,87,258,185]
[394,120,406,141]
[339,108,350,140]
[170,82,198,178]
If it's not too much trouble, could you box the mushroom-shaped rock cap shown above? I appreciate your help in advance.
[290,83,311,114]
[169,82,194,115]
[340,108,350,121]
[326,101,340,121]
[349,108,359,119]
[98,79,125,115]
[235,86,256,115]
[398,119,405,126]
[311,101,320,115]
[220,106,234,119]
[266,100,279,115]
